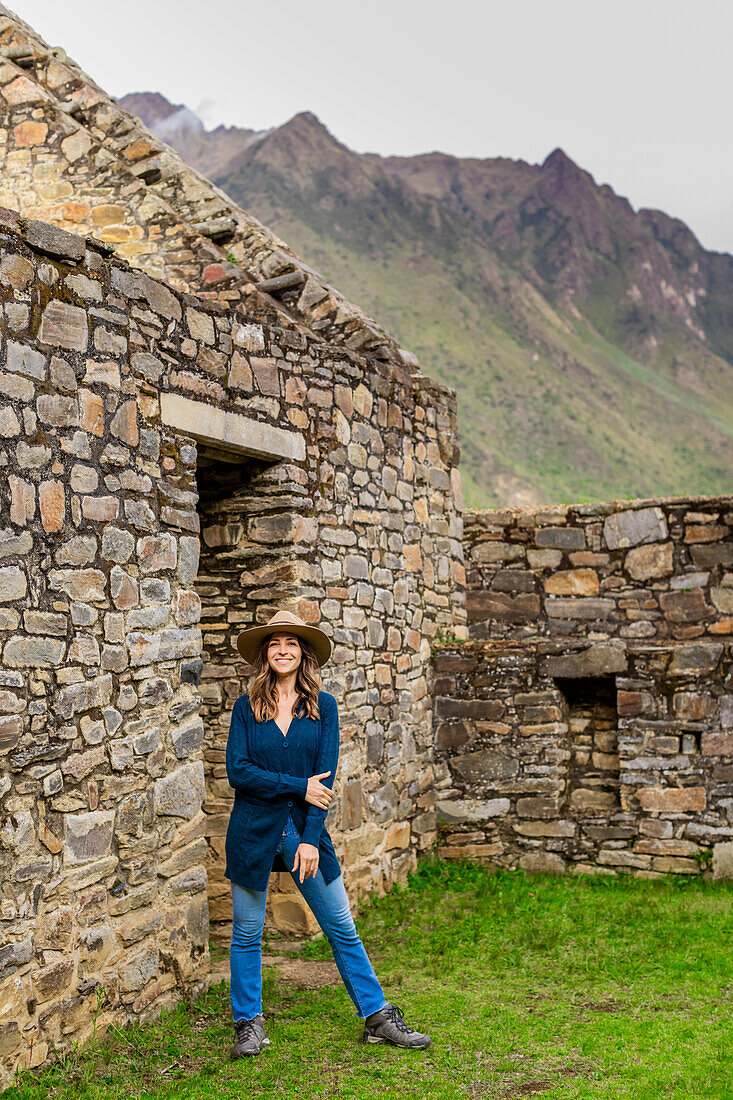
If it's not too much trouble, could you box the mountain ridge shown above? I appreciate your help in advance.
[119,93,733,508]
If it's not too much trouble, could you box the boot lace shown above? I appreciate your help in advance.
[234,1018,257,1042]
[384,1004,412,1034]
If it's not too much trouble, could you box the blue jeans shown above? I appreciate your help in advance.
[230,813,388,1022]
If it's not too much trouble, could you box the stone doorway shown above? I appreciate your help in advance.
[554,676,621,819]
[194,448,321,943]
[161,394,312,943]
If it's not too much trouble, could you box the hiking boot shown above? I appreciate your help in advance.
[362,1003,431,1049]
[230,1014,270,1058]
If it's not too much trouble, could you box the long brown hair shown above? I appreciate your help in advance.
[248,632,322,723]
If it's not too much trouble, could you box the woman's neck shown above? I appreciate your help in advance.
[274,672,298,702]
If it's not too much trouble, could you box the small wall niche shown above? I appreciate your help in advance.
[554,676,621,816]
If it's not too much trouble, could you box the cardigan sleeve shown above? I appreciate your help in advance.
[226,697,308,800]
[301,692,340,848]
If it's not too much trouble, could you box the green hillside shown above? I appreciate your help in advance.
[122,98,733,507]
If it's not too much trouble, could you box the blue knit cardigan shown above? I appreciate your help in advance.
[224,690,342,891]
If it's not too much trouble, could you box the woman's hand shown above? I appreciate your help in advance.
[292,842,319,883]
[305,771,333,810]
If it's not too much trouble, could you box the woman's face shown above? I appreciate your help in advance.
[266,632,302,678]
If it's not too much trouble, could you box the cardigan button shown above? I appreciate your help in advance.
[287,800,293,807]
[283,741,288,747]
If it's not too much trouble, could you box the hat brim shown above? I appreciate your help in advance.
[236,622,332,667]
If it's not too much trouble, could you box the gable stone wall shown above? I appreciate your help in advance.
[0,208,463,1080]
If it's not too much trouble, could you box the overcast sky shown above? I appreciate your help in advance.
[13,0,733,254]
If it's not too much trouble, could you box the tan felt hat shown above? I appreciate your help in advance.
[236,609,332,667]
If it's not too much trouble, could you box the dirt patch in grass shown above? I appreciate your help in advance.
[264,958,341,990]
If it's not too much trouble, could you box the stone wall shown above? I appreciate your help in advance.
[0,209,463,1079]
[0,4,418,367]
[433,495,733,878]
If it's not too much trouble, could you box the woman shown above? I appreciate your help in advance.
[225,608,431,1057]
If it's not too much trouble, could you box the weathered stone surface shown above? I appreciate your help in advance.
[544,568,599,595]
[604,506,668,549]
[64,811,115,864]
[449,749,518,784]
[436,798,510,823]
[6,340,46,380]
[660,588,713,622]
[154,762,205,818]
[3,635,65,667]
[535,527,585,549]
[546,597,615,619]
[24,218,85,261]
[39,300,89,351]
[118,945,159,993]
[0,568,27,603]
[636,787,706,813]
[541,644,627,678]
[625,541,674,579]
[519,851,566,873]
[170,716,204,759]
[713,841,733,880]
[668,643,723,676]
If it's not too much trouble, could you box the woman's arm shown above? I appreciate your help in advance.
[300,693,340,847]
[226,698,308,800]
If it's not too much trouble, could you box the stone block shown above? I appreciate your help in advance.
[514,820,576,837]
[435,697,504,720]
[55,535,97,566]
[0,406,21,437]
[713,842,733,880]
[541,643,627,678]
[64,811,115,864]
[636,787,706,813]
[110,400,138,446]
[604,506,668,549]
[535,527,585,549]
[466,591,540,622]
[341,780,364,830]
[546,597,615,619]
[569,789,619,813]
[625,541,674,580]
[160,391,304,461]
[48,568,106,602]
[544,568,599,595]
[516,796,559,819]
[449,749,519,784]
[137,535,177,573]
[3,635,65,667]
[597,849,651,869]
[668,643,723,676]
[118,944,159,993]
[270,894,319,935]
[436,798,510,822]
[434,721,470,751]
[39,300,88,351]
[39,480,66,532]
[34,959,74,1002]
[170,716,204,759]
[519,851,566,873]
[384,821,411,850]
[24,218,86,261]
[701,733,733,756]
[6,340,46,380]
[660,589,714,622]
[0,567,27,602]
[154,762,205,819]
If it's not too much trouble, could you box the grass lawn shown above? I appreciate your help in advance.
[5,859,732,1099]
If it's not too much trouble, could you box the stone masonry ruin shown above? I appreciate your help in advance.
[433,500,733,876]
[0,2,731,1085]
[0,211,462,1077]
